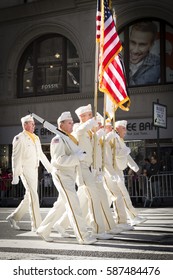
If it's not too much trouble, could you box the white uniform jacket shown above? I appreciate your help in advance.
[114,132,131,171]
[93,128,106,173]
[12,131,52,177]
[110,132,139,172]
[104,131,117,176]
[50,135,80,179]
[72,119,96,167]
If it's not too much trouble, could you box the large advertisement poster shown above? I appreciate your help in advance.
[166,25,173,82]
[128,21,160,86]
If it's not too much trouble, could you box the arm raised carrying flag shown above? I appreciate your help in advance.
[30,112,86,186]
[30,112,82,154]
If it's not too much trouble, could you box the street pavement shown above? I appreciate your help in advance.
[0,207,173,260]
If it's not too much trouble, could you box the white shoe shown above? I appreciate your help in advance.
[6,216,20,230]
[59,231,70,238]
[131,216,147,226]
[117,223,134,231]
[36,231,53,242]
[93,232,113,240]
[53,224,70,237]
[106,227,123,235]
[79,235,97,245]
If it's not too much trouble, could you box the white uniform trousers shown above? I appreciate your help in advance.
[77,180,117,232]
[77,163,107,234]
[11,167,42,229]
[96,180,118,231]
[104,171,128,224]
[38,170,90,243]
[115,168,138,219]
[54,171,116,233]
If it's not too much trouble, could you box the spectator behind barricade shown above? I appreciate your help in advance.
[127,168,141,205]
[170,149,173,172]
[0,168,12,204]
[142,168,148,177]
[0,168,6,200]
[143,158,151,173]
[43,170,52,196]
[148,155,161,206]
[141,168,150,206]
[148,155,161,177]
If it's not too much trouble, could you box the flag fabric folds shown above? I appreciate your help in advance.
[105,94,116,119]
[97,0,130,114]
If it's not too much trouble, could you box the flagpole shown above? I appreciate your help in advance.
[94,43,99,119]
[93,8,100,169]
[93,44,99,169]
[102,93,107,171]
[112,104,116,168]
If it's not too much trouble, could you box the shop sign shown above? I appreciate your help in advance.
[153,102,167,128]
[0,118,172,144]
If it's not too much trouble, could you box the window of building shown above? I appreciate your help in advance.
[17,34,80,97]
[119,19,173,87]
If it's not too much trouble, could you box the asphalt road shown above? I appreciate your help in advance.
[0,207,173,260]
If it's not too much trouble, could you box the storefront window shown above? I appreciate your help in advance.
[126,140,145,164]
[17,34,80,97]
[119,19,173,87]
[0,145,10,170]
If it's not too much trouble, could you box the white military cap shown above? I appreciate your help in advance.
[75,104,92,117]
[21,114,34,125]
[57,111,73,125]
[96,112,104,125]
[105,118,112,126]
[115,120,127,128]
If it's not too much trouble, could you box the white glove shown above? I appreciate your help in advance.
[96,173,103,183]
[12,176,19,185]
[91,118,99,127]
[112,175,121,183]
[124,146,131,155]
[76,151,86,161]
[48,167,53,174]
[96,128,106,139]
[111,175,118,182]
[105,131,115,141]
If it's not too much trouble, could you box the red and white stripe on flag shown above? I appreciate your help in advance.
[98,0,130,112]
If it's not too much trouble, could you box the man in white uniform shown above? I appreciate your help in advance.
[6,115,52,231]
[73,104,122,238]
[104,120,133,230]
[113,120,147,225]
[91,114,125,233]
[37,112,97,245]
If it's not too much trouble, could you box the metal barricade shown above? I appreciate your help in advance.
[1,173,173,208]
[0,176,57,207]
[39,177,58,207]
[124,174,150,207]
[0,178,25,206]
[148,173,173,207]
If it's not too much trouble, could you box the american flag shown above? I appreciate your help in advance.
[97,0,130,112]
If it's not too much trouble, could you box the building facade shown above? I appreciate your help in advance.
[0,0,173,172]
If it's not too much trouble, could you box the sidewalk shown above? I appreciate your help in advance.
[0,207,173,260]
